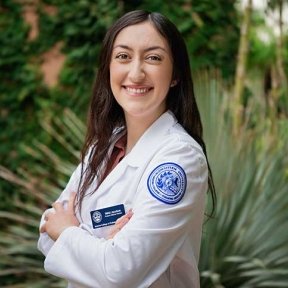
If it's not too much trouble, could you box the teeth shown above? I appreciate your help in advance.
[126,87,149,94]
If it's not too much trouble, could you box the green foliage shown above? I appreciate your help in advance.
[195,72,288,287]
[134,0,240,78]
[0,1,47,209]
[46,0,121,109]
[0,73,287,287]
[31,0,123,113]
[248,12,276,70]
[0,0,122,210]
[0,109,84,287]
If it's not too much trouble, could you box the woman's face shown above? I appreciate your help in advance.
[110,21,174,122]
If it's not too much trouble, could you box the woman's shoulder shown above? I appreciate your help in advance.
[166,122,204,156]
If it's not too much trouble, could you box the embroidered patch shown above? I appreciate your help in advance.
[147,162,187,204]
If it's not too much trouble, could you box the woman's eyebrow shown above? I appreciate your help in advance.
[144,46,168,53]
[113,44,168,54]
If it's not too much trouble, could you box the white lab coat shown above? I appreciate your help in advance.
[38,111,208,288]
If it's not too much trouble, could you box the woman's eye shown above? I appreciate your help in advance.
[115,53,129,60]
[147,55,161,61]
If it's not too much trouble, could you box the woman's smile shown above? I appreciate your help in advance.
[123,85,153,96]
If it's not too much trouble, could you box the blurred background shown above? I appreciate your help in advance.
[0,0,287,287]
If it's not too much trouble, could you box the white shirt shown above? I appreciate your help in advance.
[38,111,208,288]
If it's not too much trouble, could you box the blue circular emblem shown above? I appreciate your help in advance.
[147,162,187,205]
[92,211,102,223]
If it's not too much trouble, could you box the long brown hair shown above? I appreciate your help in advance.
[77,10,216,217]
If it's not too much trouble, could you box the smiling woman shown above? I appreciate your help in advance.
[37,10,216,288]
[110,21,175,149]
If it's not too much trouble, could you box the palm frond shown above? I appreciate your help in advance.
[0,110,82,287]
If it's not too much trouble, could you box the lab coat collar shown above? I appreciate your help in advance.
[125,110,177,167]
[94,111,177,197]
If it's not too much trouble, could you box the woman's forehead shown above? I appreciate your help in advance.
[113,21,169,51]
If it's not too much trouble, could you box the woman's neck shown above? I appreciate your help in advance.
[124,111,165,154]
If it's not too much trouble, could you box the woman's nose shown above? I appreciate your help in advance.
[128,60,145,83]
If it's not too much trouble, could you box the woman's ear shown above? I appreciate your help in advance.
[170,80,178,87]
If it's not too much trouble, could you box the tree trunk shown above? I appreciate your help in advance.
[269,65,279,133]
[233,0,253,133]
[276,0,288,96]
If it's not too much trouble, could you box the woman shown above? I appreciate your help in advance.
[38,10,216,288]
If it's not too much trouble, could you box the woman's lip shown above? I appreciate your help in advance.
[123,85,153,89]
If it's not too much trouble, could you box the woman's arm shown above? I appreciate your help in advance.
[43,140,208,288]
[40,192,80,240]
[37,163,83,256]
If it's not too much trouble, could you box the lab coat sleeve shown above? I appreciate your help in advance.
[37,162,83,256]
[44,139,208,288]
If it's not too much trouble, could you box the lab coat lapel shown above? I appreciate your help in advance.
[96,157,129,196]
[93,130,128,196]
[125,111,177,167]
